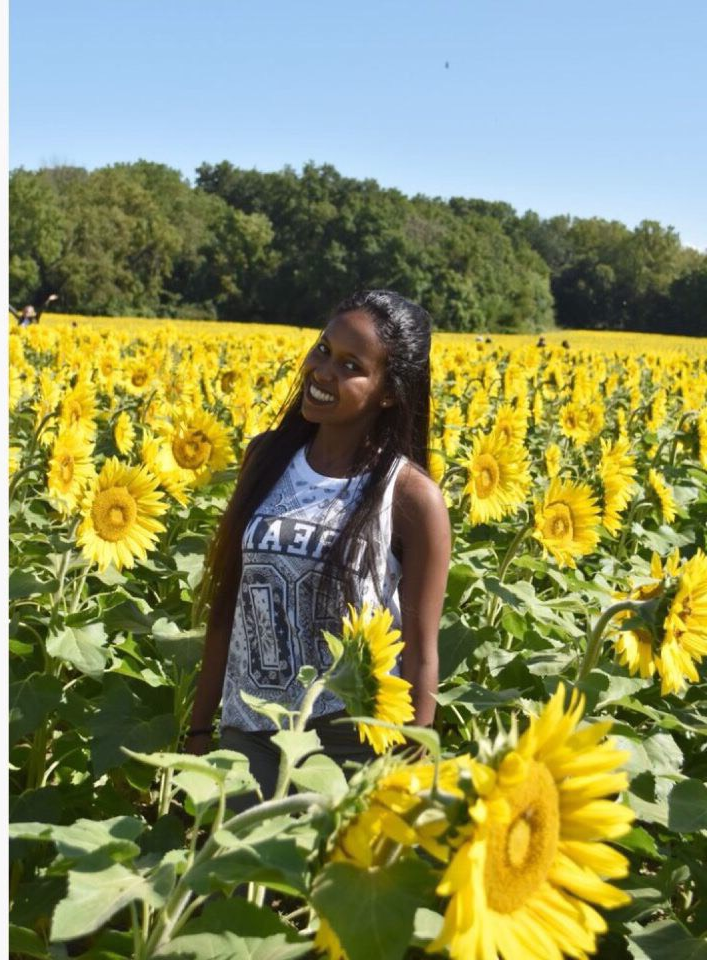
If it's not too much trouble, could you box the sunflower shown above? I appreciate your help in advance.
[558,401,604,447]
[462,432,531,526]
[697,410,707,469]
[314,755,470,959]
[430,685,634,960]
[9,446,22,479]
[324,605,414,754]
[47,431,97,515]
[647,468,677,524]
[141,432,192,506]
[59,379,98,442]
[533,478,600,568]
[658,549,707,695]
[599,437,637,537]
[544,443,562,479]
[77,457,168,571]
[160,407,233,485]
[491,403,528,447]
[443,404,465,457]
[428,449,446,486]
[114,411,136,456]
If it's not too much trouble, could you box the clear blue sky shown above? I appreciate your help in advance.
[10,0,707,250]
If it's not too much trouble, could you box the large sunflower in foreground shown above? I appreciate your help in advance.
[533,478,600,568]
[47,431,96,515]
[462,431,531,525]
[315,755,471,960]
[324,605,414,754]
[77,458,168,571]
[430,685,634,960]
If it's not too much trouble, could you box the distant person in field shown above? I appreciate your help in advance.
[10,293,59,326]
[186,290,450,811]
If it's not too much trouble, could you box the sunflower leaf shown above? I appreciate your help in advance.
[312,859,436,960]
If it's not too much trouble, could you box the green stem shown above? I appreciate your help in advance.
[145,792,325,956]
[9,409,59,501]
[272,679,326,802]
[487,520,532,627]
[157,767,174,819]
[68,563,90,615]
[577,599,644,681]
[616,498,652,558]
[130,902,144,960]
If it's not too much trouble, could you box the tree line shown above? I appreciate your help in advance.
[9,160,706,334]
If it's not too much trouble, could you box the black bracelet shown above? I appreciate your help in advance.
[186,726,214,738]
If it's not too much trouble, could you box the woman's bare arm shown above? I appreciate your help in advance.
[185,433,267,753]
[394,464,451,727]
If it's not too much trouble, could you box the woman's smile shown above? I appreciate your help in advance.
[307,379,337,404]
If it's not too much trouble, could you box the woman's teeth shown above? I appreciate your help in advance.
[309,383,336,403]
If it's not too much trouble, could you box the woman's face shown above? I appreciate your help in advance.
[301,309,394,428]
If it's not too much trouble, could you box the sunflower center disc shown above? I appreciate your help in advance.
[60,457,74,484]
[132,372,147,386]
[92,486,138,542]
[475,455,499,497]
[545,503,573,540]
[484,760,560,914]
[221,371,236,392]
[173,430,211,470]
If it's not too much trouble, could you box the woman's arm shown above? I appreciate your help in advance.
[394,464,451,728]
[185,432,268,754]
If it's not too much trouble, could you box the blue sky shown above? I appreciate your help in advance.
[10,0,707,250]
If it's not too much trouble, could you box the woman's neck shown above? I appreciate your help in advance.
[306,426,371,478]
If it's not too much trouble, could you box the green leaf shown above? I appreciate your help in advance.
[156,897,310,959]
[270,729,322,767]
[289,753,348,800]
[435,682,521,712]
[616,826,661,859]
[8,816,146,862]
[9,673,63,745]
[240,690,295,728]
[8,924,49,959]
[9,569,60,599]
[185,836,309,896]
[152,617,205,671]
[102,597,154,635]
[437,615,487,682]
[51,857,167,941]
[627,919,707,960]
[311,859,436,960]
[89,676,178,775]
[444,562,476,609]
[46,622,109,678]
[668,778,707,833]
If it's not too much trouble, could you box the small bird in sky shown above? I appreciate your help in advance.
[445,61,449,69]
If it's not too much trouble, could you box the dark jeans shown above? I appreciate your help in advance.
[220,710,375,814]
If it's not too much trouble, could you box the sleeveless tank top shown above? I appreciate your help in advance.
[220,446,407,731]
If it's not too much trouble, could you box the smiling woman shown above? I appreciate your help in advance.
[187,290,451,808]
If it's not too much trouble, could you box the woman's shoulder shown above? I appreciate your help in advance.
[393,459,448,517]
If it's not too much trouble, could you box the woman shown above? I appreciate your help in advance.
[185,290,451,803]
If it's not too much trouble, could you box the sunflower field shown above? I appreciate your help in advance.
[8,315,707,960]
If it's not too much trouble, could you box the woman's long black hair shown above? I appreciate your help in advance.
[202,290,433,641]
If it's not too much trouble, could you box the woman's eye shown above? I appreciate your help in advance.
[316,342,329,355]
[343,360,358,372]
